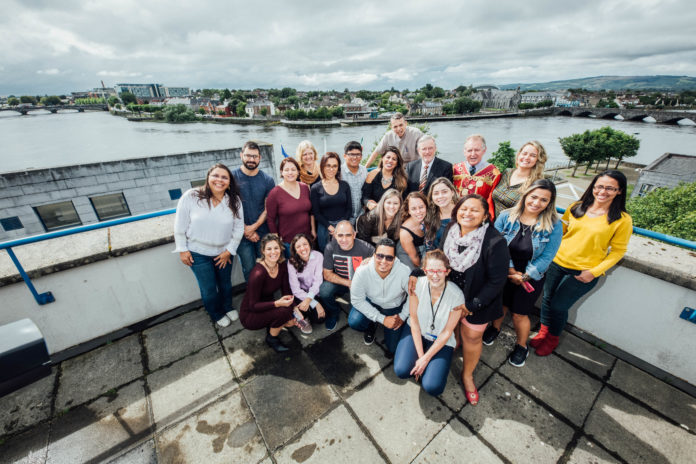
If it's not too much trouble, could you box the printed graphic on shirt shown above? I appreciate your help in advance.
[332,255,365,280]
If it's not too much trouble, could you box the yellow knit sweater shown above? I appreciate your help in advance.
[553,207,632,277]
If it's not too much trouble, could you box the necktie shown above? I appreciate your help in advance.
[469,165,476,176]
[419,163,429,192]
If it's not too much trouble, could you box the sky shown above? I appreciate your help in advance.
[1,0,696,95]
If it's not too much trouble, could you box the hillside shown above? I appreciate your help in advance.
[499,75,696,91]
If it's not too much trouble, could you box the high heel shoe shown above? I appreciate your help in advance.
[465,387,479,405]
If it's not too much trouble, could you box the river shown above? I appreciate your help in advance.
[1,110,696,173]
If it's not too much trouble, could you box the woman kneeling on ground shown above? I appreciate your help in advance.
[287,233,326,334]
[240,233,305,353]
[394,250,464,396]
[484,179,563,367]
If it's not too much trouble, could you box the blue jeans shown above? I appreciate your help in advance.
[348,306,404,354]
[540,262,599,336]
[316,223,331,252]
[318,281,349,324]
[236,238,261,281]
[393,326,454,396]
[189,251,234,322]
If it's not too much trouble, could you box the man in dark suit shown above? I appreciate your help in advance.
[405,135,453,195]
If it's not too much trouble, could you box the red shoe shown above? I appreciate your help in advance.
[535,334,559,356]
[529,324,549,349]
[465,387,479,405]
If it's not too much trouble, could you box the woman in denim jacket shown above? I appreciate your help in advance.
[484,179,562,367]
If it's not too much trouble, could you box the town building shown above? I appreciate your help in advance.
[520,91,567,105]
[245,100,276,117]
[114,84,190,99]
[472,87,521,110]
[410,101,443,116]
[632,153,696,197]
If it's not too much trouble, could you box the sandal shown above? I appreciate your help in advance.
[465,387,479,405]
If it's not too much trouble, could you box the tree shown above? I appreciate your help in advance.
[236,102,247,117]
[40,95,62,105]
[559,126,639,176]
[163,104,197,122]
[107,96,119,106]
[488,141,516,171]
[20,96,37,104]
[221,88,232,100]
[280,87,296,98]
[431,86,446,98]
[331,106,344,118]
[627,182,696,241]
[120,92,137,105]
[8,97,19,106]
[535,99,553,108]
[260,107,268,117]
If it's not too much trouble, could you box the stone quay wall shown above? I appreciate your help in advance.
[0,143,275,242]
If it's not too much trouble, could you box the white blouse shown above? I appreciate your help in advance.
[173,189,244,256]
[412,276,465,348]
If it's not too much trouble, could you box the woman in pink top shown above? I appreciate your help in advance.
[266,157,315,256]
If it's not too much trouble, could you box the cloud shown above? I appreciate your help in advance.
[37,68,60,75]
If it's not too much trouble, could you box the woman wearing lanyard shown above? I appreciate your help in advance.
[394,250,464,396]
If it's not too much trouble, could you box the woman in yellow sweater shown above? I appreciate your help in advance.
[534,170,632,356]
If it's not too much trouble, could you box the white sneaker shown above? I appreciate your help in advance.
[216,316,232,328]
[226,310,239,322]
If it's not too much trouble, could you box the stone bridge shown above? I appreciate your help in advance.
[550,106,696,124]
[0,104,108,115]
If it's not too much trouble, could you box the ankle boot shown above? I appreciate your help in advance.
[529,324,549,349]
[265,333,289,353]
[535,334,559,356]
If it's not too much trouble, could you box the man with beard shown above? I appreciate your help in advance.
[232,141,276,281]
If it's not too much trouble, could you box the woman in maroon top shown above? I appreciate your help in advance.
[240,234,297,352]
[266,157,315,256]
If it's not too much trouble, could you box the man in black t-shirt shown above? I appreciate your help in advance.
[319,221,374,330]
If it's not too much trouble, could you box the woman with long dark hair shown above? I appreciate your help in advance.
[424,177,459,250]
[396,192,428,270]
[534,170,632,356]
[311,152,353,251]
[361,146,408,210]
[485,179,563,367]
[287,233,326,333]
[174,163,244,327]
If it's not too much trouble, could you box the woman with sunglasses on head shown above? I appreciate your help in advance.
[356,188,402,246]
[424,178,459,251]
[534,170,632,356]
[361,146,408,211]
[491,141,548,219]
[483,179,563,367]
[394,250,464,396]
[174,163,244,328]
[287,233,326,334]
[311,152,353,251]
[396,192,428,271]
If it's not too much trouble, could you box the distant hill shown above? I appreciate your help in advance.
[499,75,696,92]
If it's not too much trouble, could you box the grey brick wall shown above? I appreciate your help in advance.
[0,144,276,241]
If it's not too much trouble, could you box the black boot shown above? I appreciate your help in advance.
[265,333,289,353]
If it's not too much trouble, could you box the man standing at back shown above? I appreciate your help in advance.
[452,134,501,217]
[232,141,275,281]
[365,113,423,167]
[405,135,453,195]
[341,141,368,224]
[319,221,374,330]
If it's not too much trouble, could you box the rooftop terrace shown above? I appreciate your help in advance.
[1,296,695,464]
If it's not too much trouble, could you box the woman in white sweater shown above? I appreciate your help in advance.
[174,163,244,328]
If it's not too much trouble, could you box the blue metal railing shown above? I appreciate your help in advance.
[1,206,694,306]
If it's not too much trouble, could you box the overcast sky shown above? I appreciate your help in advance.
[1,0,695,95]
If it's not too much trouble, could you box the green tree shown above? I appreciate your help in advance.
[260,107,268,117]
[221,88,233,100]
[280,87,296,98]
[518,103,535,110]
[431,86,446,98]
[120,92,137,105]
[163,104,197,122]
[488,141,517,171]
[560,126,639,176]
[535,99,553,108]
[40,95,62,105]
[331,106,344,118]
[236,102,247,117]
[627,182,696,241]
[20,96,37,104]
[107,96,119,106]
[8,97,19,106]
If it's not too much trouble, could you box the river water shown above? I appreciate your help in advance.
[1,111,695,173]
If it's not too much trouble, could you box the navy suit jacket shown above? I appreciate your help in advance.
[405,157,454,195]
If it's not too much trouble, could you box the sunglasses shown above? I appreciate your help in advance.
[375,253,395,262]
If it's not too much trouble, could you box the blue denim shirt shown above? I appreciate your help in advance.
[493,210,563,281]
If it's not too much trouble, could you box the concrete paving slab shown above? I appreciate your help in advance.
[585,388,696,464]
[555,332,616,379]
[567,439,621,464]
[55,334,142,411]
[293,316,348,348]
[0,422,49,464]
[274,404,384,463]
[107,439,156,464]
[222,328,301,382]
[148,343,236,430]
[0,368,55,437]
[306,329,390,396]
[480,325,518,369]
[445,356,494,412]
[156,390,266,464]
[459,374,574,463]
[346,367,453,463]
[609,359,696,430]
[412,417,503,463]
[500,351,603,426]
[47,381,151,464]
[242,351,338,450]
[214,294,245,339]
[143,310,219,371]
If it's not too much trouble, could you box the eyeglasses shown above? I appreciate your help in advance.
[593,185,619,192]
[424,269,447,275]
[375,253,395,262]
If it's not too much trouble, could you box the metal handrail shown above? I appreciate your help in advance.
[1,205,694,306]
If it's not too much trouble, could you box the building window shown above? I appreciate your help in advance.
[34,201,82,232]
[0,216,23,231]
[89,193,131,221]
[639,183,654,196]
[169,188,183,200]
[190,180,205,188]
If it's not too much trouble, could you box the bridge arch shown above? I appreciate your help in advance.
[601,112,621,119]
[557,110,572,116]
[575,111,594,118]
[628,114,649,121]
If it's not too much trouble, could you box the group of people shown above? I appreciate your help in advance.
[173,113,633,402]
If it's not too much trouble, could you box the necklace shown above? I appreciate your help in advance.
[427,282,447,332]
[520,223,534,237]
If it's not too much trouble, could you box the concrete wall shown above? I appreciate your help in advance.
[0,144,275,241]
